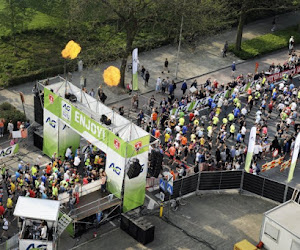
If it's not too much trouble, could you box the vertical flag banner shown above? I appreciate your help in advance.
[132,48,138,91]
[288,133,300,182]
[245,126,256,173]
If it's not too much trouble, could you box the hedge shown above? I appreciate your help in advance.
[0,102,27,134]
[229,26,300,60]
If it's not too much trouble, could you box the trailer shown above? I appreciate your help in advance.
[260,200,300,250]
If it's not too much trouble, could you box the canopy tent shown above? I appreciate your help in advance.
[14,197,60,222]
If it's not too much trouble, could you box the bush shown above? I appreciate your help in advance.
[0,102,26,134]
[229,26,300,60]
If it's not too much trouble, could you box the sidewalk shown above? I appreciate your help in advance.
[0,11,299,121]
[70,11,300,103]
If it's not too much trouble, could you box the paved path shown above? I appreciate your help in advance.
[0,11,299,122]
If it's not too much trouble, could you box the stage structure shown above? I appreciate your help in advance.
[39,76,150,212]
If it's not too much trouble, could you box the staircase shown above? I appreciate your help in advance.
[57,213,73,236]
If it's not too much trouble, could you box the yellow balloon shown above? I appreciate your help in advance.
[103,66,121,86]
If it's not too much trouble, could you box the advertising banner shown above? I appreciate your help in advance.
[288,132,300,182]
[132,48,138,91]
[44,88,129,157]
[19,239,53,250]
[0,144,19,159]
[266,66,300,83]
[123,135,150,212]
[105,146,126,198]
[43,109,59,158]
[245,126,256,173]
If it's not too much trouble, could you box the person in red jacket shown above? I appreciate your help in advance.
[0,202,5,218]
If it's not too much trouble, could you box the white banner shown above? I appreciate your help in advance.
[132,48,138,91]
[288,132,300,182]
[105,146,126,198]
[245,126,256,173]
[19,239,53,250]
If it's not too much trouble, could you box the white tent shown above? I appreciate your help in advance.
[14,197,60,222]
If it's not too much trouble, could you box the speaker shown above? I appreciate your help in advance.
[69,94,77,102]
[33,131,43,150]
[127,159,142,179]
[150,149,163,178]
[136,220,155,245]
[120,213,155,245]
[100,115,107,123]
[73,223,86,238]
[34,95,44,125]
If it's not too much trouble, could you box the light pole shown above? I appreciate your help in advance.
[175,0,186,80]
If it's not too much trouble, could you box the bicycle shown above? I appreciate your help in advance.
[170,196,187,211]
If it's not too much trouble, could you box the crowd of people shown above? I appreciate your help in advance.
[0,143,108,240]
[128,54,300,180]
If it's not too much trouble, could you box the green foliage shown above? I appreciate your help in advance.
[229,26,300,59]
[0,102,26,133]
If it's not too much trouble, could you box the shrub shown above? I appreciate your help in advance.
[0,102,26,134]
[229,26,300,60]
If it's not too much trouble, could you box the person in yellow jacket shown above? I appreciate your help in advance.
[6,195,13,216]
[228,124,235,139]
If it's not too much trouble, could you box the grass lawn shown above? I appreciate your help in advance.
[0,0,61,36]
[229,26,300,60]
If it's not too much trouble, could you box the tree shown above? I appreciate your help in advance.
[234,0,299,51]
[0,0,34,53]
[98,0,160,88]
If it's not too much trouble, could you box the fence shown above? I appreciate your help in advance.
[160,170,300,204]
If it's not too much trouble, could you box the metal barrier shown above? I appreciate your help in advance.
[0,232,19,250]
[159,170,299,204]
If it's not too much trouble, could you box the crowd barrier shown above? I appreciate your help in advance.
[161,170,299,204]
[266,65,300,82]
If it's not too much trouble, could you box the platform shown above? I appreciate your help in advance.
[69,191,121,222]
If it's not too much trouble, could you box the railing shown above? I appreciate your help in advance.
[159,170,300,204]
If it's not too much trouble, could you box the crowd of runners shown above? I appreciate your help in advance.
[132,53,300,180]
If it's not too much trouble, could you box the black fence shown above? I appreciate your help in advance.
[161,170,300,204]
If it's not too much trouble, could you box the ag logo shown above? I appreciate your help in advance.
[114,139,120,150]
[0,147,13,158]
[62,101,72,122]
[109,163,121,175]
[134,141,142,151]
[26,244,47,250]
[49,94,54,104]
[46,117,56,128]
